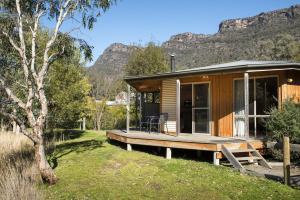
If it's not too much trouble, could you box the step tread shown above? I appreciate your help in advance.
[236,156,262,161]
[230,149,256,153]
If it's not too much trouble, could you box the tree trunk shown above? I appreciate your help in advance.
[82,117,86,131]
[34,140,58,184]
[1,118,4,132]
[34,128,58,184]
[96,115,101,131]
[12,120,17,133]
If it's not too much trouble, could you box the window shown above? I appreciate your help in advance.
[144,92,160,103]
[234,77,278,138]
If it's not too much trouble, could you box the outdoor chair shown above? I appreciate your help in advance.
[140,116,151,132]
[149,113,168,134]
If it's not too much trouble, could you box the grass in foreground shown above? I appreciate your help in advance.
[0,132,42,200]
[43,130,300,200]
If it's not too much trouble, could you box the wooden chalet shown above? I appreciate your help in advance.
[107,60,300,171]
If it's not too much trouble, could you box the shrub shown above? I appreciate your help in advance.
[101,105,126,130]
[265,100,300,144]
[265,100,300,162]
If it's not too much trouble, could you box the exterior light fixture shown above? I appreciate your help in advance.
[287,78,293,83]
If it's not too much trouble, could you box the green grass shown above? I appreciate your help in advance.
[43,130,300,200]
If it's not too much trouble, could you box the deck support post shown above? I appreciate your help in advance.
[176,79,180,136]
[196,151,202,159]
[127,84,131,133]
[158,147,162,153]
[213,152,220,166]
[166,147,172,159]
[139,92,142,131]
[244,72,249,139]
[127,143,132,151]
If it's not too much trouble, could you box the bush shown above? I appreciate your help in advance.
[101,105,126,130]
[265,100,300,144]
[265,100,300,162]
[266,148,300,163]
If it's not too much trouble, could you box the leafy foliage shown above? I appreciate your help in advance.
[0,0,116,184]
[100,105,126,130]
[125,42,169,76]
[259,34,300,61]
[265,100,300,143]
[46,55,91,129]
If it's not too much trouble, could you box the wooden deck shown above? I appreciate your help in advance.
[106,130,265,155]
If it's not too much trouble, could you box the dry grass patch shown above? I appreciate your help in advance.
[0,132,42,200]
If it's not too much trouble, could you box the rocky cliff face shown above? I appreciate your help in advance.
[219,5,299,33]
[161,4,300,69]
[88,4,300,78]
[88,43,138,76]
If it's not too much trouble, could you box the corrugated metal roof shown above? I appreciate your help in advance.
[124,60,300,81]
[176,60,290,72]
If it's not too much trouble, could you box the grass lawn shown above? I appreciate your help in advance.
[43,130,300,200]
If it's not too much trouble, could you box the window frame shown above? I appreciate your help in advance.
[233,75,279,138]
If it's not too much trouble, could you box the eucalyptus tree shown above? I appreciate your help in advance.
[125,42,169,76]
[0,0,115,184]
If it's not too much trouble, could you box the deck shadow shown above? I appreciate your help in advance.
[108,139,213,162]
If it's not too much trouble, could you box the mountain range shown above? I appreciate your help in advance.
[88,4,300,97]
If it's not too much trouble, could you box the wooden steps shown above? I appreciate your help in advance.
[236,156,260,161]
[221,142,272,172]
[230,149,255,153]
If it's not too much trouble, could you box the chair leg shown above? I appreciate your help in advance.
[166,123,168,133]
[159,124,161,133]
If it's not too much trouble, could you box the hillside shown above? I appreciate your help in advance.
[88,43,138,77]
[162,4,300,69]
[88,4,300,97]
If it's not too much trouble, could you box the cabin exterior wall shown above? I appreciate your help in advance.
[161,79,177,135]
[283,70,300,102]
[159,70,300,137]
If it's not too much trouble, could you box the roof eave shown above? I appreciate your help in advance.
[124,63,300,82]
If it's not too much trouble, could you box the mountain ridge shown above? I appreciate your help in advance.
[88,4,300,83]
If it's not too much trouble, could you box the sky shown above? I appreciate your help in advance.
[45,0,300,66]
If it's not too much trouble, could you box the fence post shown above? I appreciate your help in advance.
[283,136,290,185]
[83,117,86,131]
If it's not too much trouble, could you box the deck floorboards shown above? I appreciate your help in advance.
[106,130,264,153]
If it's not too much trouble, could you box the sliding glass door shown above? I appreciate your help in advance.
[193,83,210,134]
[234,77,278,138]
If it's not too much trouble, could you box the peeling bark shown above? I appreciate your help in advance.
[34,138,58,184]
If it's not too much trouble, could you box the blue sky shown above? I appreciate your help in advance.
[48,0,300,66]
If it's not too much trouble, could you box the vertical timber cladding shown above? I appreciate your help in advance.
[160,70,290,137]
[161,79,177,135]
[285,70,300,102]
[217,74,234,137]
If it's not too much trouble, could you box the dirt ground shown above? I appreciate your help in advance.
[245,162,300,186]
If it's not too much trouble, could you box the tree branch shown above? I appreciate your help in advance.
[39,0,74,78]
[0,77,26,110]
[1,31,23,56]
[0,110,36,143]
[15,0,30,82]
[30,2,45,81]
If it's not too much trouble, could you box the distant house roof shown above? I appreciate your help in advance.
[124,60,300,82]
